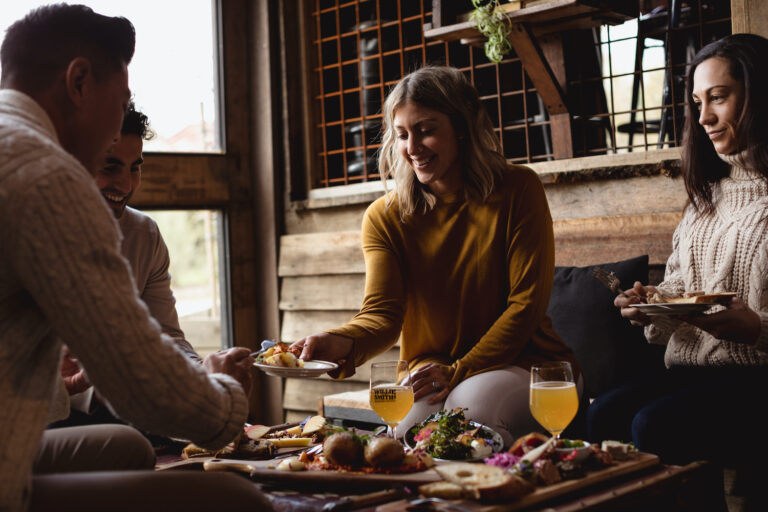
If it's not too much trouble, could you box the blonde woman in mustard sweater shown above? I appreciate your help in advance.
[294,66,578,445]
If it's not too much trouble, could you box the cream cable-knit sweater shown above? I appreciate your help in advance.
[0,90,248,511]
[646,151,768,367]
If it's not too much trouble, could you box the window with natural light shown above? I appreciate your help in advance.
[0,0,221,153]
[145,210,225,358]
[1,2,227,355]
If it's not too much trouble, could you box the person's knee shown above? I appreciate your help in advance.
[631,408,664,455]
[96,424,156,470]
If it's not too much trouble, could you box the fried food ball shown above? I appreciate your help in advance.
[323,432,362,466]
[364,436,404,467]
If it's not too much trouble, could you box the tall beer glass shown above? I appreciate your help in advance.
[530,361,578,439]
[369,360,414,436]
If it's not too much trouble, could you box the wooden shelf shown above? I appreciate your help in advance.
[423,0,639,160]
[425,0,638,42]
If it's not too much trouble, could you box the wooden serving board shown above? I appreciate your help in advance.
[377,452,661,511]
[201,457,442,488]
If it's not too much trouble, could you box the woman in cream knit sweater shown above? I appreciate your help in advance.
[587,34,768,467]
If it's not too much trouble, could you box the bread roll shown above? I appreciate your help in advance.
[434,462,534,502]
[417,481,469,500]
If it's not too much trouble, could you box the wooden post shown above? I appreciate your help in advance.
[731,0,768,38]
[507,23,573,159]
[220,0,283,425]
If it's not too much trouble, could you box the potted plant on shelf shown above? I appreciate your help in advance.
[470,0,523,63]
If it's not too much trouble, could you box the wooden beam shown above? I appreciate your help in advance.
[132,154,229,208]
[507,23,573,159]
[220,0,283,425]
[549,113,574,160]
[507,23,568,116]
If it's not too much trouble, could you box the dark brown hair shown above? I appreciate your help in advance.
[1,3,135,92]
[682,33,768,213]
[122,102,154,141]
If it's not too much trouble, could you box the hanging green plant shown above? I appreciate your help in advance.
[470,0,515,64]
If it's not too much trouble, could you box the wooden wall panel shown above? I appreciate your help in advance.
[282,345,400,420]
[285,204,367,234]
[546,174,685,221]
[280,275,365,311]
[553,212,682,267]
[279,232,364,276]
[133,154,229,208]
[278,213,680,281]
[281,310,358,342]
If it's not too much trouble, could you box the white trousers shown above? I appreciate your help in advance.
[394,365,583,448]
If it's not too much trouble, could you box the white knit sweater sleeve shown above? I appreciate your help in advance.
[7,161,247,448]
[644,214,687,345]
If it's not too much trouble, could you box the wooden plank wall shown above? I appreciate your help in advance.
[278,149,688,421]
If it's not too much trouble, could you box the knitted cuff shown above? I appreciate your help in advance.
[195,373,250,449]
[645,316,680,344]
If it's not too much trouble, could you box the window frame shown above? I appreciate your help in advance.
[130,1,283,425]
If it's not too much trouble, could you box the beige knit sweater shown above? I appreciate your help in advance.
[646,152,768,366]
[0,90,248,511]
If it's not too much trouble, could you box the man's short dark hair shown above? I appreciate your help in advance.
[122,102,154,141]
[0,3,135,91]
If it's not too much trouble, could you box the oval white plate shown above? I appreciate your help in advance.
[253,360,338,378]
[404,421,504,462]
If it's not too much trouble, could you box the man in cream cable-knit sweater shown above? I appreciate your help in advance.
[53,104,205,437]
[0,5,270,511]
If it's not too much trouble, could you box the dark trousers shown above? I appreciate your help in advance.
[31,425,273,511]
[49,399,179,449]
[586,366,768,466]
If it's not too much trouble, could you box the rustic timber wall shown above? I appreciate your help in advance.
[277,149,687,422]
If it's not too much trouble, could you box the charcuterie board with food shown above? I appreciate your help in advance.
[158,415,663,508]
[378,450,661,511]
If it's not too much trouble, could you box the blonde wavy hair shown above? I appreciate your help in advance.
[378,65,507,220]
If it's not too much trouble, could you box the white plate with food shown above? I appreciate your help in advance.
[253,360,338,378]
[629,303,716,316]
[405,408,504,461]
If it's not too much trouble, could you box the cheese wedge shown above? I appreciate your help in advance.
[268,437,313,448]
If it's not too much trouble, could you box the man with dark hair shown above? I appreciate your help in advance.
[0,5,269,511]
[58,103,203,434]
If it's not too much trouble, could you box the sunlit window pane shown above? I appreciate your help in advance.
[0,0,221,153]
[144,210,225,358]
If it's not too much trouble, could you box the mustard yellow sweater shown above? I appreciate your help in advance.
[328,165,577,388]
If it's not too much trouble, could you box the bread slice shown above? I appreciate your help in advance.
[666,292,736,304]
[434,462,534,502]
[418,481,470,500]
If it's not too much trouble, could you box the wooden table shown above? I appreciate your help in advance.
[159,453,726,512]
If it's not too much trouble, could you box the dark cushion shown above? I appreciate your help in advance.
[547,255,665,400]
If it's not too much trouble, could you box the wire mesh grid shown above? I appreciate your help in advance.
[310,0,731,188]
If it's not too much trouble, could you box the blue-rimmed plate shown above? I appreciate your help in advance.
[404,421,504,462]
